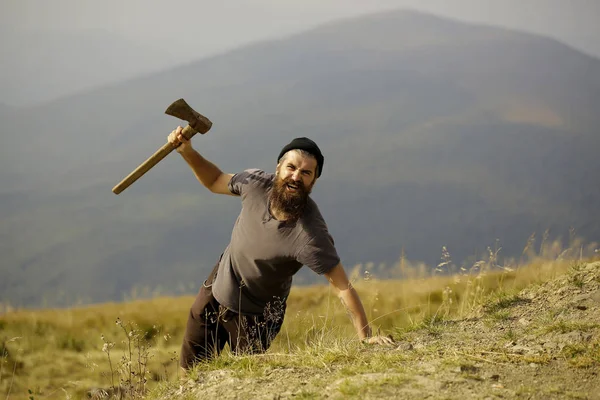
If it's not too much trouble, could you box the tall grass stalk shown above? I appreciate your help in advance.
[1,234,596,398]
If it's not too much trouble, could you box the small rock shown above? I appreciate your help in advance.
[543,340,562,351]
[460,364,479,373]
[528,345,543,354]
[518,318,530,326]
[557,331,585,345]
[511,345,531,354]
[395,341,414,351]
[420,363,437,374]
[585,262,600,271]
[529,363,538,368]
[573,294,591,302]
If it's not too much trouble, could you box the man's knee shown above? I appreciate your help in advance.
[179,304,220,369]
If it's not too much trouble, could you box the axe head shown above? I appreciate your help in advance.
[165,98,212,134]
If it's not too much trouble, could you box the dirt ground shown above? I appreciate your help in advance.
[164,262,600,400]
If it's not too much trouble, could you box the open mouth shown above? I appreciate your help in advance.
[286,182,300,191]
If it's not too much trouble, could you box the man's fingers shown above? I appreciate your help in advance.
[365,335,395,346]
[168,126,190,150]
[168,131,177,147]
[376,337,393,345]
[169,137,180,149]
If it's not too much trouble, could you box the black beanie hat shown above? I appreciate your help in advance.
[277,137,324,178]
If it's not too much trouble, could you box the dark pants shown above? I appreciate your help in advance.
[179,262,285,370]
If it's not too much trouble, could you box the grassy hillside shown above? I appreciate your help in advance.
[2,247,599,399]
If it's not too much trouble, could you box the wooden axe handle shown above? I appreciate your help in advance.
[112,125,197,194]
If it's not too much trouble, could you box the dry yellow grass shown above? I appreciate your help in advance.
[1,246,597,399]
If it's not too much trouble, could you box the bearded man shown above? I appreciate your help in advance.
[167,126,393,370]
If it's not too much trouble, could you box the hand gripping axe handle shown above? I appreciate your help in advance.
[112,99,212,194]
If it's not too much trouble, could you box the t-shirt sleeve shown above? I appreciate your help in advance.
[228,169,272,197]
[297,232,340,275]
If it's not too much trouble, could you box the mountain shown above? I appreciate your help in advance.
[0,102,12,117]
[1,10,599,307]
[0,29,174,106]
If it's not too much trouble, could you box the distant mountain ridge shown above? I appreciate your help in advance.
[1,10,599,307]
[0,102,12,113]
[0,29,175,106]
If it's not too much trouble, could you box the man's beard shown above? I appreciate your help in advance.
[270,176,313,221]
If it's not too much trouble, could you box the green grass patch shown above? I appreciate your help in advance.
[489,310,512,322]
[483,293,527,313]
[503,328,518,342]
[294,390,320,399]
[338,374,409,397]
[561,338,600,369]
[56,335,86,352]
[569,274,585,288]
[542,321,599,334]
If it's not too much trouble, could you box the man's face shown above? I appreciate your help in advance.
[270,151,318,220]
[275,150,318,194]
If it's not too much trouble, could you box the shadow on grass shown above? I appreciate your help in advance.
[483,295,531,314]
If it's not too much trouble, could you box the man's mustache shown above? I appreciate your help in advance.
[282,177,306,191]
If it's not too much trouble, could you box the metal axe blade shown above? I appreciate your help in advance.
[165,98,212,134]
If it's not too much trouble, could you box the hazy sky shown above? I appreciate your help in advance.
[4,0,599,55]
[2,0,599,105]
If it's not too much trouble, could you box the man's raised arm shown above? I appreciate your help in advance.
[168,126,235,195]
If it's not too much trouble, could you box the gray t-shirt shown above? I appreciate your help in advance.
[211,169,340,315]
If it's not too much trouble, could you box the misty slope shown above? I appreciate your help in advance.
[1,10,599,306]
[0,29,174,106]
[0,102,12,117]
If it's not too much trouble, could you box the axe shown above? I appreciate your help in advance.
[112,99,212,195]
